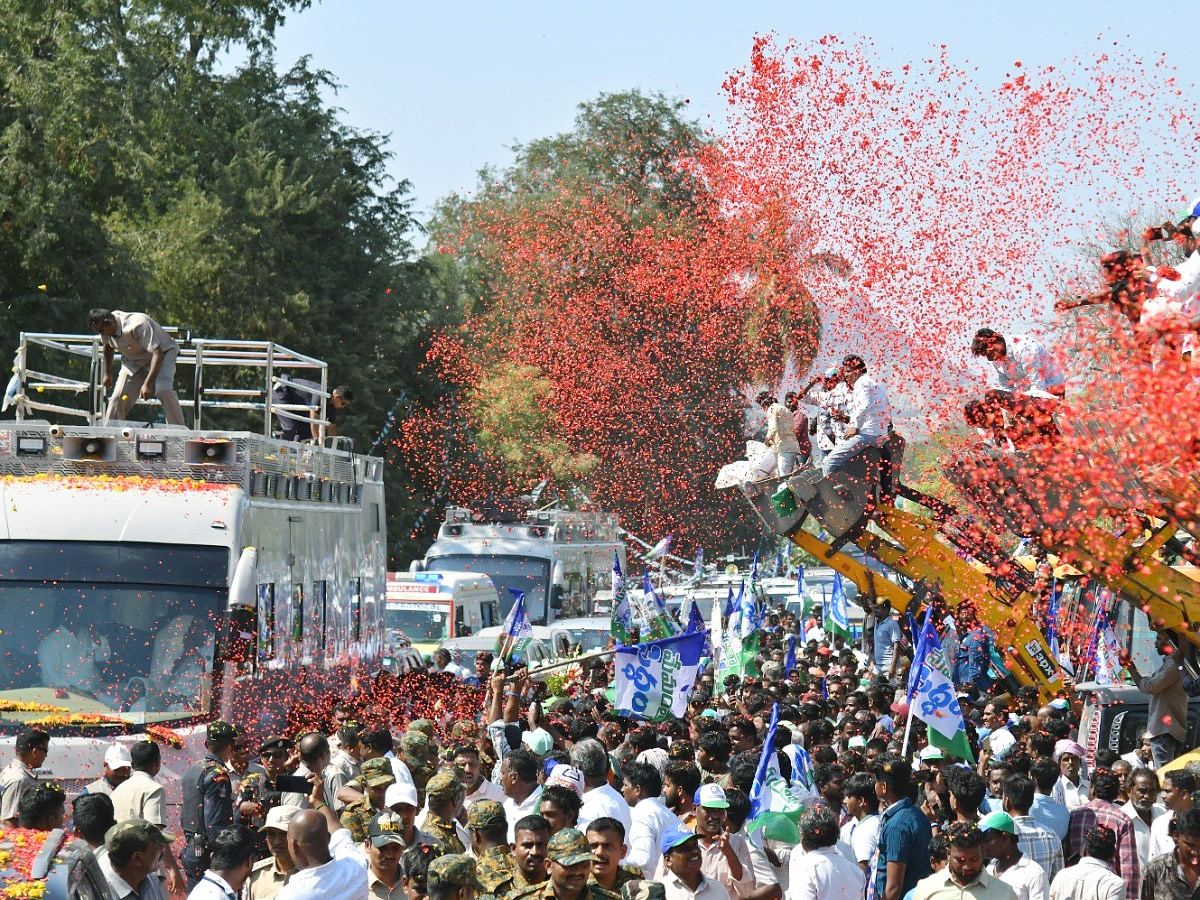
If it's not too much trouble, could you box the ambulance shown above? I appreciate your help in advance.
[384,571,501,657]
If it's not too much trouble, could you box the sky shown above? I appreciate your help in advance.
[271,1,1200,231]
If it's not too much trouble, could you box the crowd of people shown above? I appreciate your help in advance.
[2,595,1196,900]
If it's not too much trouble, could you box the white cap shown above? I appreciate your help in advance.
[385,781,419,809]
[104,743,132,769]
[824,366,839,377]
[546,764,585,797]
[260,804,302,833]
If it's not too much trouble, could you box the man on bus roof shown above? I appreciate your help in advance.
[88,308,186,426]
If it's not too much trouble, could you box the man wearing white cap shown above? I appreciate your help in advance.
[547,764,586,798]
[249,804,301,900]
[692,783,756,899]
[85,743,132,797]
[384,783,440,849]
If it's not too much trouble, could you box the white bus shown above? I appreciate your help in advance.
[414,503,626,626]
[0,334,385,790]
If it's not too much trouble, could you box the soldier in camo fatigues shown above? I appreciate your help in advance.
[339,757,395,842]
[428,854,479,900]
[423,770,467,855]
[469,801,514,900]
[509,829,620,900]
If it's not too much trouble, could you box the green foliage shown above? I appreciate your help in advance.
[0,1,441,563]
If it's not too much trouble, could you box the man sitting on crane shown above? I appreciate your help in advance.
[820,355,892,477]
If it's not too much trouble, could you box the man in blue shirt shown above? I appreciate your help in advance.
[952,609,995,695]
[873,756,931,900]
[872,604,903,679]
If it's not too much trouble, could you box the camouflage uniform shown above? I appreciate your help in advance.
[401,731,438,801]
[424,771,467,854]
[590,866,645,894]
[621,882,666,900]
[510,829,620,900]
[338,757,394,842]
[475,844,517,900]
[428,854,479,894]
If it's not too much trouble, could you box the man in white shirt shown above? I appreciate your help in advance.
[661,829,731,900]
[801,367,849,458]
[980,812,1049,900]
[572,739,632,835]
[187,825,257,900]
[454,744,506,808]
[622,761,683,877]
[787,807,863,900]
[501,748,544,842]
[278,796,368,900]
[85,743,132,797]
[1140,211,1200,357]
[821,355,891,477]
[37,608,111,694]
[433,648,471,680]
[839,773,881,872]
[1149,769,1195,859]
[1121,769,1166,869]
[1047,825,1125,900]
[758,392,803,477]
[1052,743,1090,812]
[1119,735,1154,772]
[971,329,1066,397]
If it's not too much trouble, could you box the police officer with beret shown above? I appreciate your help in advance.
[181,721,244,887]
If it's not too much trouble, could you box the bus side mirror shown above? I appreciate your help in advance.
[225,606,256,664]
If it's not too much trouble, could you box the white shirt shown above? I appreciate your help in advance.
[812,384,850,449]
[504,785,543,842]
[382,751,416,791]
[1047,856,1124,900]
[786,846,864,900]
[1146,251,1200,346]
[1120,801,1166,868]
[989,855,1049,900]
[987,334,1066,395]
[662,871,731,900]
[37,626,110,692]
[839,813,881,864]
[1149,809,1176,860]
[277,828,367,900]
[766,402,801,454]
[579,783,632,835]
[465,778,506,807]
[187,872,240,900]
[625,795,683,876]
[1052,775,1090,812]
[846,374,891,437]
[100,854,166,900]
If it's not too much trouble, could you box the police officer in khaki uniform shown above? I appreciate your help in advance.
[340,757,396,842]
[248,804,300,900]
[88,308,186,425]
[424,771,467,854]
[510,829,620,900]
[427,854,479,900]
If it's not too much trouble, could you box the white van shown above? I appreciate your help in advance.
[385,571,502,657]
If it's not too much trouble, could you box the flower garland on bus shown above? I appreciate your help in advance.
[0,827,64,899]
[2,473,233,493]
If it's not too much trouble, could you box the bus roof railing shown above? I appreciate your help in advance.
[12,332,333,443]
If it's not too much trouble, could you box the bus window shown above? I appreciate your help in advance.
[350,578,363,642]
[258,584,275,661]
[292,585,305,643]
[314,581,328,649]
[481,601,497,629]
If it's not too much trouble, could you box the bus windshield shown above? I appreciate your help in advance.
[385,601,451,643]
[0,541,227,725]
[426,555,551,624]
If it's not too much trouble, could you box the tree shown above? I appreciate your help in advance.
[0,1,441,563]
[414,91,823,552]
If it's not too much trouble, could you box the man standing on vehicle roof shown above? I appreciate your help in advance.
[88,308,186,426]
[1122,633,1189,769]
[181,721,243,889]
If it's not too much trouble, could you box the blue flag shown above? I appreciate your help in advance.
[796,565,806,598]
[828,572,851,638]
[746,703,804,843]
[907,606,935,704]
[910,611,974,761]
[613,631,707,722]
[725,583,741,619]
[783,635,796,675]
[494,588,533,660]
[694,548,704,576]
[774,550,783,576]
[686,599,706,635]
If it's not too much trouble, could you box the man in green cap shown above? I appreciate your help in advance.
[401,731,438,802]
[180,720,242,888]
[100,818,176,900]
[425,771,467,854]
[510,828,619,900]
[979,810,1049,900]
[428,854,479,900]
[469,800,512,900]
[341,757,397,842]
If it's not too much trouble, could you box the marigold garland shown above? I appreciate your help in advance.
[0,828,65,897]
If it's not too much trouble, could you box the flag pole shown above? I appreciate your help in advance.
[503,647,617,682]
[900,700,916,758]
